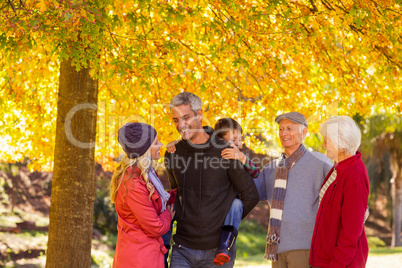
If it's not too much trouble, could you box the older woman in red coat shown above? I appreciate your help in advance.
[310,116,369,268]
[111,123,175,268]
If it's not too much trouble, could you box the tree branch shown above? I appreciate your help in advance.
[247,70,263,91]
[225,76,263,103]
[300,23,312,35]
[207,1,289,36]
[7,0,16,12]
[177,39,223,74]
[338,0,349,13]
[320,0,336,11]
[263,71,278,83]
[177,39,207,57]
[309,0,318,12]
[103,82,120,104]
[334,4,348,13]
[375,46,402,69]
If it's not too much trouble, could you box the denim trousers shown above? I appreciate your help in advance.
[223,198,243,229]
[169,198,242,267]
[170,243,236,268]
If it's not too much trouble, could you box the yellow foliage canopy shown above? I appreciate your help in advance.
[0,0,401,170]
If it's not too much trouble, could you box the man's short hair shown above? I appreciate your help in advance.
[214,118,242,139]
[170,92,202,114]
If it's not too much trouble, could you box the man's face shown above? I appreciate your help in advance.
[222,129,242,149]
[278,119,307,150]
[171,104,203,141]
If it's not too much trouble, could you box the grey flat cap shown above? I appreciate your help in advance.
[275,112,308,127]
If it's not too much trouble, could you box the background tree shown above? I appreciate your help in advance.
[1,0,107,265]
[361,114,402,247]
[46,58,98,267]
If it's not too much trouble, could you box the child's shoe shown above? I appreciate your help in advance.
[213,225,238,265]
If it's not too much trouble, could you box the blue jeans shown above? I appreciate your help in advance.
[170,244,236,268]
[223,198,243,229]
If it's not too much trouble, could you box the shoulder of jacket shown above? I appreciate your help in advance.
[118,176,146,198]
[262,158,279,171]
[338,161,366,181]
[307,151,332,165]
[210,135,230,147]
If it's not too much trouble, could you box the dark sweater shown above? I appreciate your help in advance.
[164,127,259,250]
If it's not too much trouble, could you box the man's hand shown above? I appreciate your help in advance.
[221,144,247,164]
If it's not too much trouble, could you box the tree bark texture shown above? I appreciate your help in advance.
[391,177,402,247]
[46,58,98,267]
[389,133,402,247]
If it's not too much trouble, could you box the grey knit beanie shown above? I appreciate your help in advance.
[118,123,157,159]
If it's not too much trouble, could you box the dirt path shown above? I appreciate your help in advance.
[234,254,402,267]
[366,254,402,268]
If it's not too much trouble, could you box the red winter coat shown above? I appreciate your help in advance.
[310,152,369,268]
[113,166,172,268]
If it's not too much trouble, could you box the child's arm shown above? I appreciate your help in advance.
[221,144,247,164]
[166,139,180,153]
[221,144,260,178]
[243,155,260,178]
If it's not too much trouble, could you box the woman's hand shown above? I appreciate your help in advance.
[221,144,247,164]
[167,204,176,219]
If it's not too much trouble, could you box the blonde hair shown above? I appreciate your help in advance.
[110,149,156,204]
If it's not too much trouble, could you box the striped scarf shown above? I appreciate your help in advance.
[318,167,370,223]
[318,168,337,207]
[264,144,306,261]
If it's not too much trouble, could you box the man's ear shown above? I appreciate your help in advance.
[302,127,308,138]
[197,109,203,120]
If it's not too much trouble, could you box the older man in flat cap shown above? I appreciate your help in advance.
[254,112,332,268]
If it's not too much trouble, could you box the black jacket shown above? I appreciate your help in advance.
[164,127,259,250]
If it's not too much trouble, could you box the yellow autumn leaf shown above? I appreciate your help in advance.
[37,0,47,12]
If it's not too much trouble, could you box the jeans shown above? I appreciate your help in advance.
[223,198,243,229]
[170,244,236,268]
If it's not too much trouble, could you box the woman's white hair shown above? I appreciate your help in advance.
[320,116,361,155]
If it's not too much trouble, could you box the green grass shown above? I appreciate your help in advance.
[91,244,114,268]
[234,253,270,267]
[369,247,402,256]
[0,207,49,227]
[0,231,48,251]
[0,209,22,228]
[236,219,266,258]
[367,236,387,248]
[1,208,402,268]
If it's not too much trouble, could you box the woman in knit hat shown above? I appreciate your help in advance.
[111,122,175,268]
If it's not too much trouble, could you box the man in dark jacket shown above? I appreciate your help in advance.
[164,92,259,268]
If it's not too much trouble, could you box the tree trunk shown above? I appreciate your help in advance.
[391,177,402,247]
[390,146,402,247]
[46,58,98,267]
